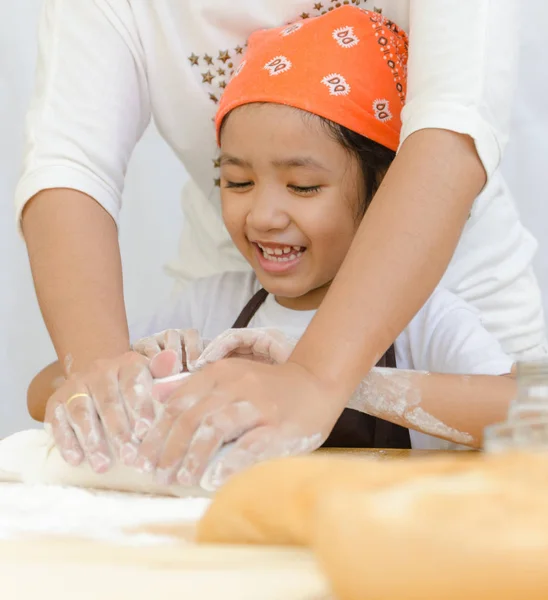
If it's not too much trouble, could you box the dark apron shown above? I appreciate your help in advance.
[231,288,411,449]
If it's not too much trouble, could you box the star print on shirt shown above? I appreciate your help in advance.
[202,71,215,84]
[195,0,374,190]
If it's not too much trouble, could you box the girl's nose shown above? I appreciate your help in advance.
[247,188,291,232]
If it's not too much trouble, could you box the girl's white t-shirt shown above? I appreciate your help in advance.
[15,0,544,353]
[131,270,513,450]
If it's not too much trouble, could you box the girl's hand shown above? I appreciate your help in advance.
[194,328,296,367]
[135,358,344,488]
[132,329,205,375]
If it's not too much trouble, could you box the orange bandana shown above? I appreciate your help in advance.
[215,6,408,151]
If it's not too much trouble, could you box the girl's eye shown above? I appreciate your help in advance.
[289,185,322,195]
[224,181,253,189]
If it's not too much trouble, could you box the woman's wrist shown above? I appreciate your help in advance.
[287,353,359,411]
[60,334,131,376]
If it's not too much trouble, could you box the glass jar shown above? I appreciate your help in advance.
[484,417,548,453]
[484,359,548,452]
[507,359,548,421]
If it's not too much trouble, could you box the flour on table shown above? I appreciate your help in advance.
[0,429,215,544]
[0,482,209,545]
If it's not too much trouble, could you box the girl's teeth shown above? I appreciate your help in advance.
[257,243,304,256]
[260,248,304,262]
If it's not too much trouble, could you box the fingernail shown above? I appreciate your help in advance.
[120,443,138,466]
[65,448,84,466]
[156,468,173,486]
[206,472,226,491]
[176,466,194,487]
[135,419,151,440]
[207,460,228,489]
[167,350,181,376]
[135,456,154,474]
[89,452,111,473]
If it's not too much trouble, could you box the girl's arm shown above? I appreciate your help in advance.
[349,368,516,448]
[27,362,63,422]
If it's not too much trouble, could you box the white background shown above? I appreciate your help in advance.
[0,1,546,437]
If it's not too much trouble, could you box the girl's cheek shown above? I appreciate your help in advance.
[224,210,249,244]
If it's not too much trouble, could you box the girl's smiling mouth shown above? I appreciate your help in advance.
[253,241,306,273]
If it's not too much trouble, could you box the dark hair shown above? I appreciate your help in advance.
[318,117,396,217]
[220,104,396,217]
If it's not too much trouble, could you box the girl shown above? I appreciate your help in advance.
[30,7,517,486]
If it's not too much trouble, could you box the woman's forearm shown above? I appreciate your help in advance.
[22,189,130,375]
[290,129,486,398]
[349,368,516,448]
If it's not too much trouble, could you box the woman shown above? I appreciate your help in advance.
[18,0,546,471]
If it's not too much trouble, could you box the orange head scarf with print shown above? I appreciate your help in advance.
[215,6,408,152]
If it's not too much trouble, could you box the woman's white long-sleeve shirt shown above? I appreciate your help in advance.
[15,0,545,354]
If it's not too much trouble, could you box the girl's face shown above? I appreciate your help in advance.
[220,103,364,310]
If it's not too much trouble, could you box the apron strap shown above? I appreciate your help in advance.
[371,343,410,447]
[231,288,269,329]
[382,343,396,369]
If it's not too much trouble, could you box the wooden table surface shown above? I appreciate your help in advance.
[1,447,464,599]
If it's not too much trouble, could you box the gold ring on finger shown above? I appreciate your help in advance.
[65,393,90,408]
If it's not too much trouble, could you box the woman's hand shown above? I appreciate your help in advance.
[43,340,197,473]
[146,328,297,401]
[135,357,345,488]
[45,352,156,472]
